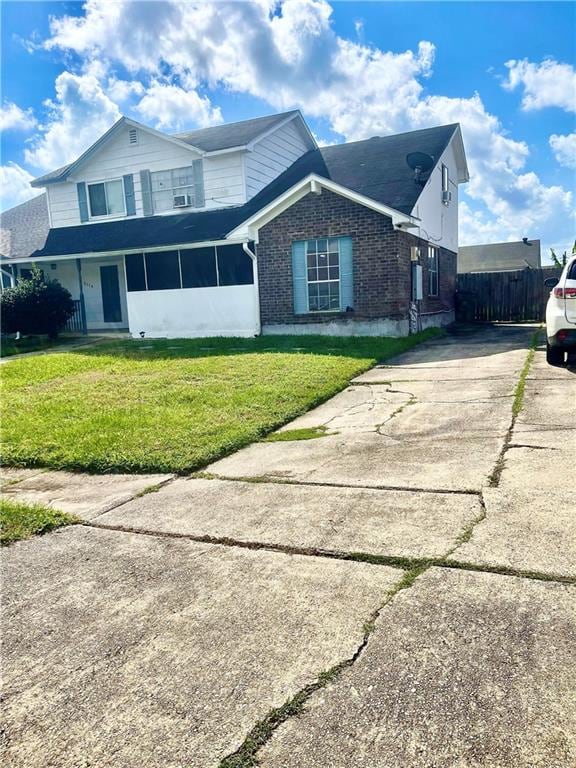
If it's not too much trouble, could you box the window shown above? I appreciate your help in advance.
[145,251,181,291]
[180,247,218,288]
[151,166,197,213]
[88,179,126,218]
[125,253,146,292]
[306,238,341,311]
[428,246,439,297]
[441,164,451,205]
[217,244,253,286]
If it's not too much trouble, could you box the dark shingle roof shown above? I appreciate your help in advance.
[2,124,460,261]
[173,111,300,152]
[0,194,50,260]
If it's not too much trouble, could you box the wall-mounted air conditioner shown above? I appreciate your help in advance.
[442,190,452,204]
[173,194,192,208]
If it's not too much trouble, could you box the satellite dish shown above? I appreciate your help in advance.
[406,152,434,184]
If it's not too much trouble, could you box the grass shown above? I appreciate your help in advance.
[0,334,85,358]
[0,498,78,545]
[261,425,329,442]
[1,329,442,475]
[512,328,541,418]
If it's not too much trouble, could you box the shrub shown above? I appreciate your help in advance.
[1,267,76,339]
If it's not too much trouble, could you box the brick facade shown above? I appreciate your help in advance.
[256,189,456,333]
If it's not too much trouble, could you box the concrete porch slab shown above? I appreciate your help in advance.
[1,470,173,519]
[1,526,402,768]
[94,477,483,560]
[259,567,576,768]
[448,488,576,579]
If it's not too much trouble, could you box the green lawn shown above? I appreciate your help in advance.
[1,334,85,358]
[0,498,78,546]
[1,330,441,474]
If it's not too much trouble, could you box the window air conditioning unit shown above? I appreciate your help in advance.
[173,194,192,208]
[442,190,452,204]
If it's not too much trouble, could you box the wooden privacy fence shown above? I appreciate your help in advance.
[456,267,562,322]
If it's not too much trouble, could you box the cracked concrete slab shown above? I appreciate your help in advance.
[0,467,47,488]
[259,567,576,768]
[1,470,173,519]
[209,395,511,492]
[500,446,573,491]
[276,384,411,433]
[448,488,576,579]
[1,525,402,768]
[94,477,483,560]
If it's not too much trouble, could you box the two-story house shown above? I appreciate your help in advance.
[0,110,468,337]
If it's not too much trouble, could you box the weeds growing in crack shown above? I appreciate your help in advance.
[218,565,428,768]
[260,426,331,443]
[488,328,541,487]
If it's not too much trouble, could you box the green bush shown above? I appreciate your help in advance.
[1,267,75,339]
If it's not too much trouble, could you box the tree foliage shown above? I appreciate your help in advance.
[550,240,576,269]
[1,267,75,339]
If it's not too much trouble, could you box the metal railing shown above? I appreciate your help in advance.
[64,300,84,333]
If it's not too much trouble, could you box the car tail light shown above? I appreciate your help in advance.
[557,330,569,342]
[554,286,576,298]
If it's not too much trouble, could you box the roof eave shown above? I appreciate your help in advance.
[227,173,418,241]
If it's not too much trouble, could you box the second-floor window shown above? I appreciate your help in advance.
[88,179,126,218]
[151,166,197,212]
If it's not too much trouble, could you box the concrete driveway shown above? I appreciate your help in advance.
[2,325,575,767]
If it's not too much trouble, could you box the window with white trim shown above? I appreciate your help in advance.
[306,238,341,311]
[88,179,126,218]
[150,166,197,212]
[428,246,439,297]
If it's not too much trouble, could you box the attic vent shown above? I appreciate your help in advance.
[128,128,138,145]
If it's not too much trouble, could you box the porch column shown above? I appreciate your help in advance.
[76,258,88,335]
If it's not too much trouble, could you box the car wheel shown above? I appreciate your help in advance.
[546,342,565,366]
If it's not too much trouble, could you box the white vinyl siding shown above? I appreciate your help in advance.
[245,120,309,199]
[47,126,245,227]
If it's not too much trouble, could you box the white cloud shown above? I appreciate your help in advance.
[502,58,576,112]
[36,0,576,252]
[136,83,223,130]
[0,163,36,211]
[23,70,121,172]
[0,102,36,132]
[550,132,576,170]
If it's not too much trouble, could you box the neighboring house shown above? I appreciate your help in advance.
[458,239,541,274]
[0,111,469,337]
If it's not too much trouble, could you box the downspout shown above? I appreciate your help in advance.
[242,240,261,336]
[75,258,88,335]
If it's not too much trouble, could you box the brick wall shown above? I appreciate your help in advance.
[256,189,456,329]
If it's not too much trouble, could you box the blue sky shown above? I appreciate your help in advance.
[1,1,575,258]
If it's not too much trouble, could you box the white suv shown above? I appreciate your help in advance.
[545,256,576,366]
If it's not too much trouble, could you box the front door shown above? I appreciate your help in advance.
[100,265,122,323]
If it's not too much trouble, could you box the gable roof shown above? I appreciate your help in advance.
[458,240,541,273]
[3,122,467,262]
[30,111,310,188]
[0,194,50,261]
[173,110,303,152]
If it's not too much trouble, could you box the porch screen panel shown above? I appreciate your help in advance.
[217,244,254,286]
[125,253,146,292]
[145,251,181,290]
[180,247,217,288]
